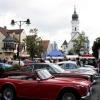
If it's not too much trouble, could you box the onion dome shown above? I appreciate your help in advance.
[72,8,78,20]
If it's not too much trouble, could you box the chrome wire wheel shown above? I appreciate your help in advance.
[3,87,14,100]
[61,92,76,100]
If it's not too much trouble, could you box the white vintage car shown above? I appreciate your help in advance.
[57,60,98,84]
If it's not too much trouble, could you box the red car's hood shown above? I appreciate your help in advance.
[46,77,90,86]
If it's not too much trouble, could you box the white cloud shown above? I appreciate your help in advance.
[0,0,100,50]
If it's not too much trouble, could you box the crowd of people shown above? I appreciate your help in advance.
[0,56,100,73]
[39,57,100,73]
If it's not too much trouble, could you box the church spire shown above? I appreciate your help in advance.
[74,5,76,14]
[72,6,78,20]
[71,6,79,38]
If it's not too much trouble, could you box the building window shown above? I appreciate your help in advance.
[3,42,16,50]
[75,27,76,31]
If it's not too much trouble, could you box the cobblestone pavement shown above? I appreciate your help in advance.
[86,77,100,100]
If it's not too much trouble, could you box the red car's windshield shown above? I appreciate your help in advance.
[37,69,53,80]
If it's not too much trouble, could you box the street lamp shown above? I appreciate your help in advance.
[11,19,31,66]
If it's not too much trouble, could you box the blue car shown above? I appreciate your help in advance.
[0,63,12,70]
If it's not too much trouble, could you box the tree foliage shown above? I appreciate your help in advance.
[68,49,74,55]
[24,28,44,59]
[72,31,89,55]
[92,37,100,59]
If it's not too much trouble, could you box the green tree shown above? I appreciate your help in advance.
[68,49,74,55]
[92,37,100,59]
[72,31,89,55]
[24,28,43,59]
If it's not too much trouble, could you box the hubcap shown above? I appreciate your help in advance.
[62,93,76,100]
[3,88,13,100]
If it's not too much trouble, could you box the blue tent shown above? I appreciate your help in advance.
[47,50,64,57]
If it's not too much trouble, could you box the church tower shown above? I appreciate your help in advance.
[71,7,79,38]
[62,7,80,54]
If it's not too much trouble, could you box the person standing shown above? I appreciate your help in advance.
[76,58,81,66]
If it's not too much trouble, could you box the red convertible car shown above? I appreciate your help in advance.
[0,69,92,100]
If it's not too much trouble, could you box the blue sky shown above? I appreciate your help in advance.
[0,0,100,50]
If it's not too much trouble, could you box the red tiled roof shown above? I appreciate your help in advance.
[0,27,23,36]
[41,40,50,50]
[0,27,8,36]
[7,29,23,34]
[26,35,50,50]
